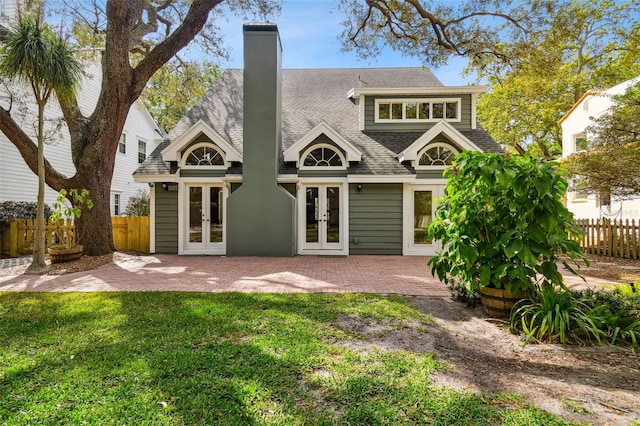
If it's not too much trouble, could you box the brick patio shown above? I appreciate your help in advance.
[0,255,451,296]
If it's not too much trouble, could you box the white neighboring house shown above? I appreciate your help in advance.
[560,76,640,220]
[0,0,163,214]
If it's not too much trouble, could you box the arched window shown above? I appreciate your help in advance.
[300,144,346,169]
[417,143,458,168]
[181,142,226,168]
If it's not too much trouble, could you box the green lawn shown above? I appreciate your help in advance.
[0,293,571,425]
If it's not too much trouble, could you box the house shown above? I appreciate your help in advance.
[560,76,640,220]
[134,23,500,256]
[0,1,163,215]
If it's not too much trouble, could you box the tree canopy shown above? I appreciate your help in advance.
[564,81,640,199]
[142,59,220,132]
[339,0,640,158]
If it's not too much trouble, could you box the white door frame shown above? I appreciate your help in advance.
[178,181,227,255]
[297,179,349,255]
[403,183,444,256]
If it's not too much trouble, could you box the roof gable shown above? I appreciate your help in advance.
[283,121,362,167]
[161,119,242,166]
[397,120,484,167]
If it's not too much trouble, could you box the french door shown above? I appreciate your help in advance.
[185,184,225,254]
[403,184,444,255]
[302,184,343,252]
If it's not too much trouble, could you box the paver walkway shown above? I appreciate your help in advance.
[0,254,618,295]
[0,255,451,296]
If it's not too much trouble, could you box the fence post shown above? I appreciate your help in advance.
[9,219,20,257]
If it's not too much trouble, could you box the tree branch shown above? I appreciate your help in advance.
[131,0,223,102]
[0,107,70,190]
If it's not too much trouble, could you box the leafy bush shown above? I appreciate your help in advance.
[428,151,586,296]
[446,278,481,306]
[125,190,149,216]
[0,201,51,231]
[512,284,640,348]
[572,284,640,347]
[50,189,93,249]
[510,285,604,346]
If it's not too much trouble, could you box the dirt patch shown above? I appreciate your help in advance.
[580,254,640,283]
[339,298,640,425]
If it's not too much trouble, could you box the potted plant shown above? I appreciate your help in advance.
[47,189,93,264]
[428,151,587,317]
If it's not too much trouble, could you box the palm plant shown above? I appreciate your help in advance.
[0,16,82,273]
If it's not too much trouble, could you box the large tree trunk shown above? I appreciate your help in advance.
[1,0,223,257]
[74,162,116,256]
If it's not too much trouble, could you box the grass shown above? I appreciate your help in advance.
[0,292,572,425]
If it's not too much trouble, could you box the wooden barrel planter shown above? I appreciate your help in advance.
[48,245,83,264]
[478,287,530,318]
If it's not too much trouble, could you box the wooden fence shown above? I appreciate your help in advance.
[574,218,640,260]
[1,216,149,257]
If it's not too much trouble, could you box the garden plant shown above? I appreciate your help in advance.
[49,189,93,250]
[428,151,586,296]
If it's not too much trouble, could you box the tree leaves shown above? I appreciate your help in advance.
[428,151,586,295]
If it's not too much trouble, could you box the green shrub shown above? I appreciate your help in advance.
[572,284,640,347]
[124,189,149,216]
[446,278,481,306]
[510,285,604,346]
[0,201,52,231]
[429,151,586,296]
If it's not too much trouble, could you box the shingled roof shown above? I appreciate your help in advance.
[136,67,500,176]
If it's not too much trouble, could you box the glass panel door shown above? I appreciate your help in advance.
[186,184,224,253]
[413,190,433,244]
[305,187,319,244]
[302,185,342,251]
[210,187,223,243]
[405,184,443,255]
[326,187,340,244]
[189,186,203,243]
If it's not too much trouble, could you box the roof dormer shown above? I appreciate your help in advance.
[283,121,362,168]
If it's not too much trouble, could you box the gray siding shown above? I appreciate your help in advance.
[349,183,403,255]
[279,183,297,197]
[154,183,178,254]
[416,170,446,179]
[179,169,227,178]
[364,94,472,132]
[298,170,348,178]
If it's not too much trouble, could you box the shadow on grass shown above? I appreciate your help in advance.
[0,292,570,425]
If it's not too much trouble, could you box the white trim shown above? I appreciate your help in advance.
[414,143,459,170]
[375,98,462,123]
[161,119,242,164]
[299,143,347,170]
[471,93,477,130]
[402,183,444,256]
[397,121,483,167]
[133,174,179,183]
[358,95,365,131]
[297,179,349,256]
[180,141,227,170]
[283,121,362,166]
[348,85,487,98]
[149,185,156,253]
[135,174,449,185]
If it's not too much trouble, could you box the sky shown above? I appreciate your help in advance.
[214,0,473,86]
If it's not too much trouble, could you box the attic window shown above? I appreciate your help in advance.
[375,98,461,123]
[300,144,346,169]
[416,143,458,169]
[181,142,226,169]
